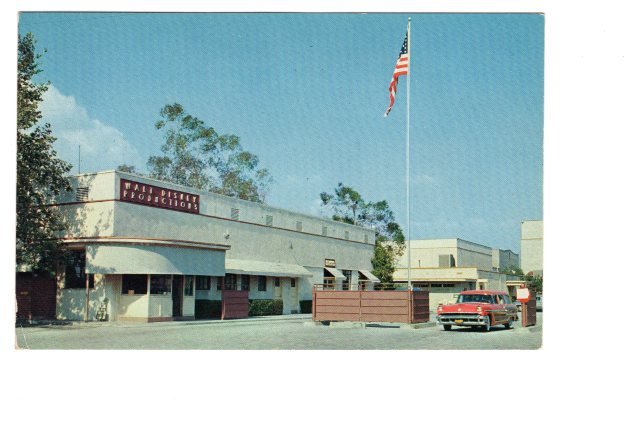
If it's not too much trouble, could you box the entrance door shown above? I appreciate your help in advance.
[172,275,183,317]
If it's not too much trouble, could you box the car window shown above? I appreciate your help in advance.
[503,295,511,304]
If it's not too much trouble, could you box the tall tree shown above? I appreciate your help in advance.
[320,183,405,284]
[17,33,72,272]
[147,103,272,202]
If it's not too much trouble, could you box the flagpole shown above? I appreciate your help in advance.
[406,17,412,290]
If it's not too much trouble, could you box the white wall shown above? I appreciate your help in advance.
[521,220,543,274]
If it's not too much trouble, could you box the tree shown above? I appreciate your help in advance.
[147,103,272,202]
[320,183,405,284]
[17,33,72,272]
[117,164,141,175]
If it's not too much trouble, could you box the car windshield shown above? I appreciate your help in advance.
[457,294,493,304]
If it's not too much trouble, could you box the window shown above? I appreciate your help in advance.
[122,274,148,295]
[442,284,455,288]
[274,277,280,287]
[216,276,223,291]
[258,276,267,292]
[184,276,194,296]
[196,276,211,290]
[342,270,352,290]
[241,274,250,291]
[225,273,237,290]
[64,250,94,289]
[291,278,296,288]
[265,215,273,226]
[231,208,239,220]
[296,221,303,232]
[431,283,443,288]
[150,275,171,295]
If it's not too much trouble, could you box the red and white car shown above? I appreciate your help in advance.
[437,290,518,332]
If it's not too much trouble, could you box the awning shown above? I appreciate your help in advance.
[86,244,225,276]
[225,259,313,278]
[358,269,380,283]
[324,267,345,280]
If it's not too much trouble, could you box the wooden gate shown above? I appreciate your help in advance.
[312,288,429,324]
[15,273,57,321]
[522,298,537,327]
[221,290,249,320]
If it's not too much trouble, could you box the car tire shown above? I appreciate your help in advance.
[504,317,514,329]
[443,324,452,331]
[482,316,491,332]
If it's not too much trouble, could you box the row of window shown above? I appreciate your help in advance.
[120,274,297,295]
[230,208,369,242]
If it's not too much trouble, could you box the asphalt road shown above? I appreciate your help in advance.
[15,312,542,350]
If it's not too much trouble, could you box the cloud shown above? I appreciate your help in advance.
[39,85,141,174]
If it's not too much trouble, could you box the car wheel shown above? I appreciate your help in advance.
[482,316,491,332]
[443,324,452,331]
[504,317,514,329]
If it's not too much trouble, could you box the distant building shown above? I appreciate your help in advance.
[393,239,520,310]
[520,220,543,276]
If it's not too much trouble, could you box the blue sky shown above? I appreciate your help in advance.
[18,12,543,252]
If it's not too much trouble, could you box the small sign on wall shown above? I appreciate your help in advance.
[324,258,336,268]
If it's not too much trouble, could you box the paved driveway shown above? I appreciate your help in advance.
[15,313,542,350]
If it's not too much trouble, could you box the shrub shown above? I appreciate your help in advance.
[299,300,312,313]
[195,300,222,319]
[249,299,283,316]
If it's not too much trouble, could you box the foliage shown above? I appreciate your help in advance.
[320,183,405,283]
[299,300,313,313]
[248,299,283,316]
[17,33,72,272]
[194,300,222,318]
[499,265,524,276]
[117,164,141,175]
[525,273,543,295]
[147,103,273,202]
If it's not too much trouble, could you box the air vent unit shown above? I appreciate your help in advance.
[296,221,303,232]
[75,187,89,202]
[265,215,273,227]
[231,208,239,221]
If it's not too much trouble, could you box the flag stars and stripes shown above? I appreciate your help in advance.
[384,33,409,117]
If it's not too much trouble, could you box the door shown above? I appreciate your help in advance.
[172,275,183,317]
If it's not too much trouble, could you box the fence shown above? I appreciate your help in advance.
[221,290,249,320]
[312,287,429,324]
[521,298,537,327]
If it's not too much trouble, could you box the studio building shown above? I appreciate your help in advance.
[50,170,378,322]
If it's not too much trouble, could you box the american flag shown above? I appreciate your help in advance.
[384,33,409,117]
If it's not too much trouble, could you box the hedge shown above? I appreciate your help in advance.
[195,300,222,319]
[249,299,283,316]
[299,300,313,313]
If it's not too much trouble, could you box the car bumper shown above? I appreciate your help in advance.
[437,314,488,326]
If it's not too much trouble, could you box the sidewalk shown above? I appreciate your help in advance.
[16,313,313,330]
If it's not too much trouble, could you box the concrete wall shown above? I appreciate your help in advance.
[521,220,543,274]
[56,273,113,321]
[492,249,520,271]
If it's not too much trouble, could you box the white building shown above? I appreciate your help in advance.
[53,170,377,322]
[393,239,520,309]
[520,220,543,276]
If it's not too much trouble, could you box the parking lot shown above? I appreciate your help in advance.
[15,312,542,350]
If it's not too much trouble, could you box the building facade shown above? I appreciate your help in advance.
[53,170,377,322]
[520,220,543,276]
[393,239,520,310]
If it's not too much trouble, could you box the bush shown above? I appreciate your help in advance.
[195,300,222,319]
[249,299,283,316]
[299,300,312,313]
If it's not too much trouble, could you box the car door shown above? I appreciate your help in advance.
[491,294,507,324]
